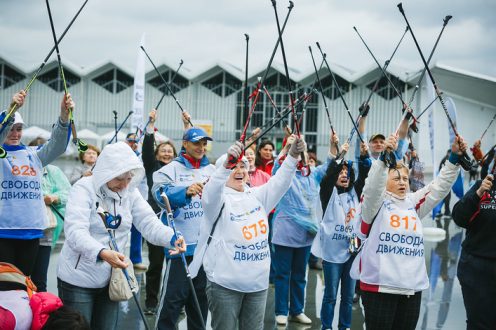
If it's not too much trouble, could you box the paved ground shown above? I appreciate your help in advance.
[47,216,466,329]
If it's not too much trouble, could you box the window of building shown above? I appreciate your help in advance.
[320,74,354,100]
[148,70,189,95]
[92,68,133,93]
[38,67,81,92]
[0,63,25,89]
[235,78,316,144]
[202,72,242,97]
[366,75,406,100]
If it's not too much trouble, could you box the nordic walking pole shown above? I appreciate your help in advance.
[406,15,452,107]
[155,59,184,110]
[45,0,87,153]
[160,190,206,330]
[108,111,134,144]
[141,46,194,127]
[271,0,310,175]
[0,0,89,158]
[308,46,341,156]
[397,3,472,171]
[134,59,185,138]
[95,206,150,330]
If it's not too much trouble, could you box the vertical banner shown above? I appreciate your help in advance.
[130,33,146,133]
[421,75,436,174]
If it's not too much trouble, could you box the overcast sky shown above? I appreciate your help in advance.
[1,0,495,79]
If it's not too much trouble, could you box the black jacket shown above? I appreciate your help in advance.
[452,180,496,259]
[142,133,166,214]
[320,156,371,214]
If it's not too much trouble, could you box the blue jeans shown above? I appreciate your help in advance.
[130,224,142,264]
[206,280,267,330]
[273,244,311,316]
[321,258,356,330]
[57,278,119,330]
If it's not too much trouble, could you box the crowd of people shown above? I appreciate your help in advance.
[1,87,495,330]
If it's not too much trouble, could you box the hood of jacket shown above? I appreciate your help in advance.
[91,142,145,196]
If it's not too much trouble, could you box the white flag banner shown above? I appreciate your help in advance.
[420,74,436,175]
[445,97,457,145]
[130,33,146,133]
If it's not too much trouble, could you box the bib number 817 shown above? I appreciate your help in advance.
[390,215,417,231]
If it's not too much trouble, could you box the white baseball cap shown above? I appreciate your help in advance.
[13,112,25,126]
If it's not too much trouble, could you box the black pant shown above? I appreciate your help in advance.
[145,241,165,308]
[0,238,40,275]
[31,245,52,292]
[361,290,422,330]
[157,257,208,330]
[458,250,496,330]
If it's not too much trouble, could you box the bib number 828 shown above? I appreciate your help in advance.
[242,220,267,240]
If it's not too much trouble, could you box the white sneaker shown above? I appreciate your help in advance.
[275,315,288,325]
[289,313,312,324]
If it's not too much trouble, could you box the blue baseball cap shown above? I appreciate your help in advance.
[182,127,213,142]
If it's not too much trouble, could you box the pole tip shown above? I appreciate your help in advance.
[180,59,184,65]
[352,26,357,31]
[397,3,404,12]
[288,1,294,9]
[444,15,453,24]
[244,33,249,40]
[316,41,321,49]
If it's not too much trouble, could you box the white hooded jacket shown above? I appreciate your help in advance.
[57,142,175,288]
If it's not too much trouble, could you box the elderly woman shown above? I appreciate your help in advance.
[56,142,184,329]
[189,138,304,330]
[0,90,72,285]
[69,145,100,185]
[355,134,467,330]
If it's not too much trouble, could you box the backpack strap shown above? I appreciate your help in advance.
[0,262,37,298]
[206,203,225,246]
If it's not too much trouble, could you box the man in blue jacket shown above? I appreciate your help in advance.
[153,127,214,330]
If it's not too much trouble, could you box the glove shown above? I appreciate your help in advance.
[224,141,244,168]
[359,103,370,117]
[402,107,413,120]
[289,138,306,158]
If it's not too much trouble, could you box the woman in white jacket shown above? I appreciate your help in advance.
[57,142,184,330]
[354,134,467,330]
[189,138,304,330]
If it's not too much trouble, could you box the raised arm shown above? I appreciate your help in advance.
[36,93,72,166]
[142,109,157,175]
[354,142,371,197]
[411,136,466,219]
[0,91,26,144]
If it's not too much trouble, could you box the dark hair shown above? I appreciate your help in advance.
[255,140,275,167]
[155,141,177,162]
[307,152,318,164]
[78,145,101,163]
[335,161,356,191]
[42,305,90,330]
[28,137,47,147]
